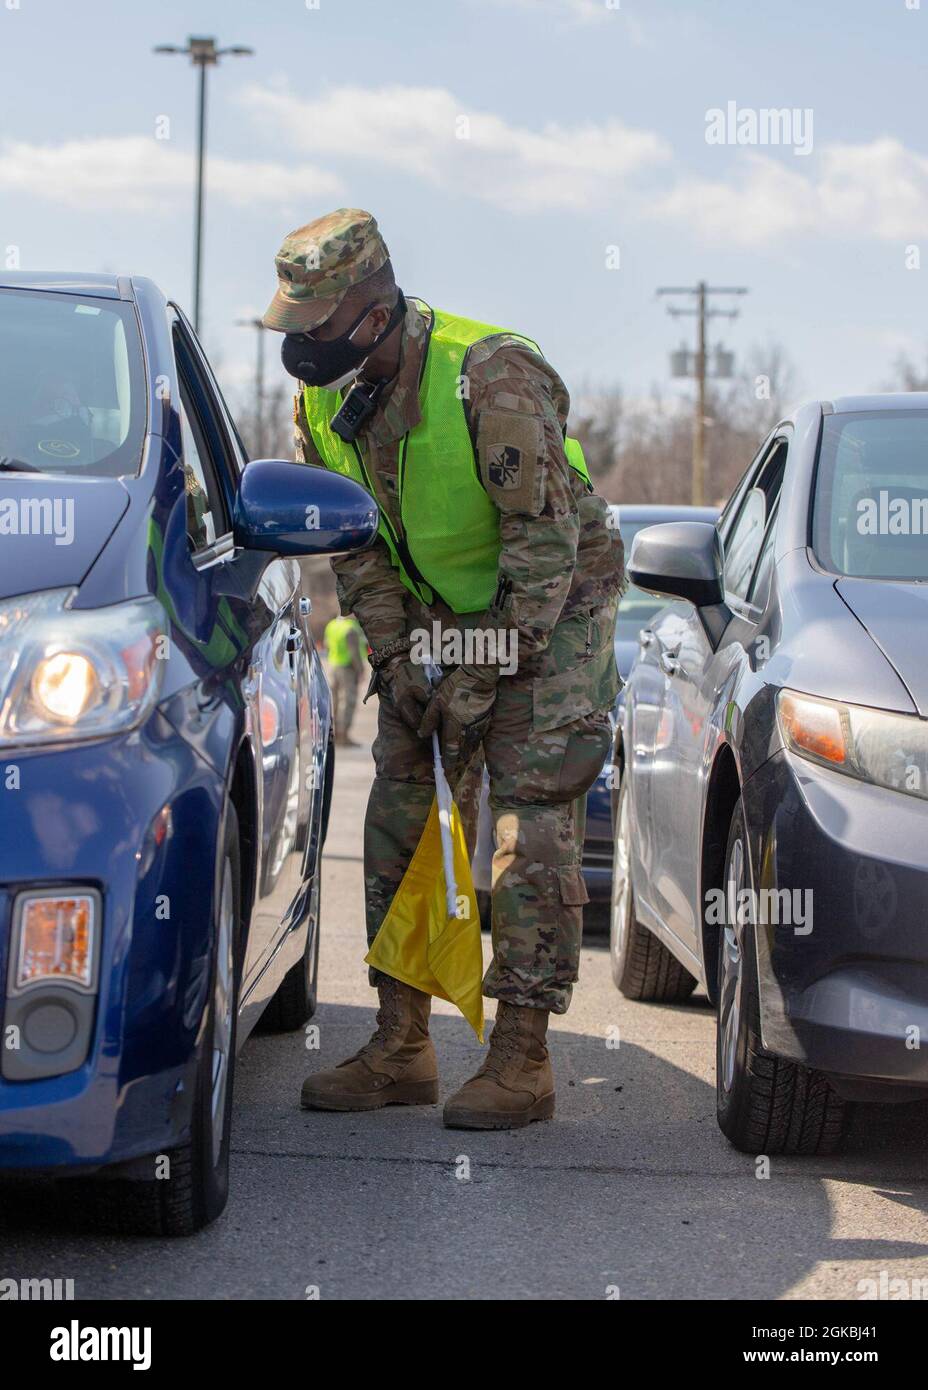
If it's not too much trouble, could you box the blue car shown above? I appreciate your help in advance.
[0,272,377,1233]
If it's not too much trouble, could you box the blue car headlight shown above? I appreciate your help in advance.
[0,589,167,747]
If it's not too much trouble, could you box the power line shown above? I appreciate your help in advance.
[657,282,748,505]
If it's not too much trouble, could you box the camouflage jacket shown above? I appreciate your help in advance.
[293,297,624,664]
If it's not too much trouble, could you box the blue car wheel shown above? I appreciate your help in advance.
[76,806,242,1236]
[259,870,321,1033]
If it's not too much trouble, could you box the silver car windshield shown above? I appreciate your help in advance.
[813,410,928,580]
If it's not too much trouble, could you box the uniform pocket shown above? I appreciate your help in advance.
[557,864,589,907]
[557,710,613,800]
[532,643,621,733]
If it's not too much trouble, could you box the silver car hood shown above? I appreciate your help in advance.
[836,577,928,718]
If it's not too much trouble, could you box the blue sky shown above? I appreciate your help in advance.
[2,0,927,419]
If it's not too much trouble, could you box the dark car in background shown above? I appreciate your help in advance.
[613,395,928,1155]
[0,272,378,1233]
[581,504,719,904]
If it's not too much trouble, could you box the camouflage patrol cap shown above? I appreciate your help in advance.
[262,208,390,333]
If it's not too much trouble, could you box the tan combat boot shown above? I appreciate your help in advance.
[300,977,438,1111]
[443,1001,555,1129]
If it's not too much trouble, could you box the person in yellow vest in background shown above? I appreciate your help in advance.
[323,613,365,747]
[263,208,624,1130]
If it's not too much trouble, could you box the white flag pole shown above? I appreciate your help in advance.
[432,733,458,919]
[425,662,458,918]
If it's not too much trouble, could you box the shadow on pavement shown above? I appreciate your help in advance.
[2,998,927,1300]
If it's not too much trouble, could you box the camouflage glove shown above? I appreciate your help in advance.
[379,655,433,733]
[418,667,498,775]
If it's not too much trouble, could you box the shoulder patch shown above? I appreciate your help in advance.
[477,408,545,515]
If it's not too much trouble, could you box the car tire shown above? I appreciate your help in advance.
[260,871,321,1032]
[610,775,697,1002]
[77,805,242,1236]
[715,798,848,1155]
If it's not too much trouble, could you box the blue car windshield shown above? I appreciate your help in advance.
[813,410,928,580]
[0,288,146,478]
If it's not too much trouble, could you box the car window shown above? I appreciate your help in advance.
[718,432,774,543]
[0,287,146,478]
[746,501,779,610]
[723,439,787,601]
[812,410,928,579]
[725,489,767,599]
[176,381,223,552]
[173,329,230,551]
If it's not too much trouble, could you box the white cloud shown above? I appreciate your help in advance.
[0,136,341,211]
[240,81,671,213]
[649,138,928,246]
[473,0,643,32]
[5,108,925,259]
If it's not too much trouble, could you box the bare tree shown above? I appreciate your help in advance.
[235,381,296,461]
[886,348,928,391]
[569,340,800,508]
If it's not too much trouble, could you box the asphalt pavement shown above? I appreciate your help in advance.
[3,697,928,1300]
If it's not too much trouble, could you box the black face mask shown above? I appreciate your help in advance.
[281,292,406,390]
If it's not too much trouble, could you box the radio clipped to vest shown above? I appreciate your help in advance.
[330,378,386,443]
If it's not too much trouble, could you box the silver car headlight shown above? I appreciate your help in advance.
[0,590,166,747]
[777,689,928,802]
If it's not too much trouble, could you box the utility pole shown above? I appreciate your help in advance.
[154,36,254,335]
[237,317,268,458]
[658,281,748,505]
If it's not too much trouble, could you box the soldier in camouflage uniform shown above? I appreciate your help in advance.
[263,209,624,1129]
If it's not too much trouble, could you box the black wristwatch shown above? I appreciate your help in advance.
[367,636,412,671]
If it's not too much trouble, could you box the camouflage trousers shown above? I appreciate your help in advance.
[331,664,360,742]
[364,598,620,1014]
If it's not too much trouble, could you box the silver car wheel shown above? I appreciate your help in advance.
[610,780,632,977]
[718,835,745,1095]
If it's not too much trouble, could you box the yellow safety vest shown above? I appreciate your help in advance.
[325,615,361,667]
[302,303,590,614]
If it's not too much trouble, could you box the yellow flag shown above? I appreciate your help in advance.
[365,796,485,1041]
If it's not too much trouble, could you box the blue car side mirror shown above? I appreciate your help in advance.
[233,459,379,557]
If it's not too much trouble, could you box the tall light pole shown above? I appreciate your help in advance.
[154,36,253,334]
[237,317,268,458]
[658,282,748,505]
